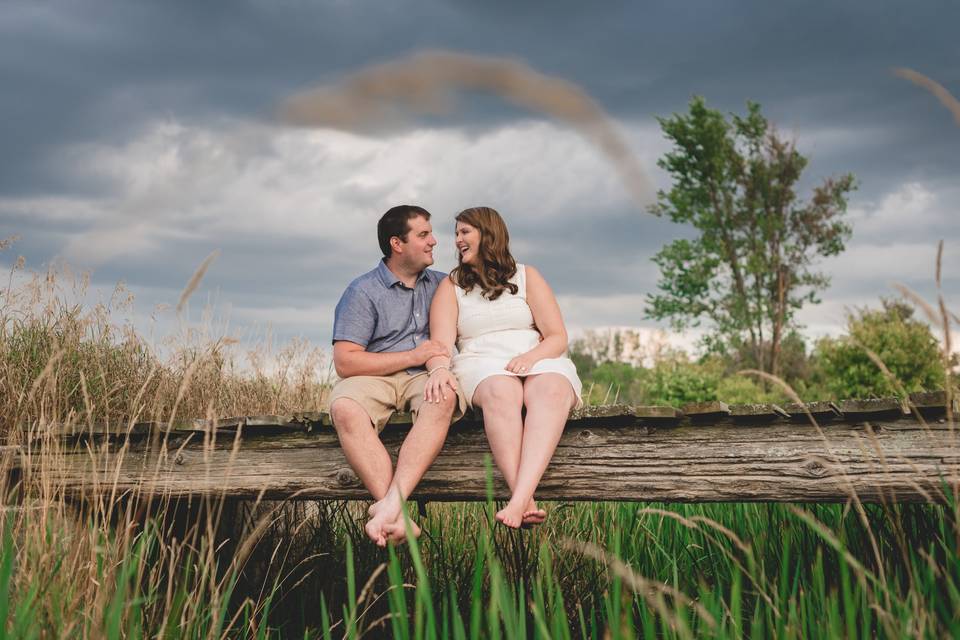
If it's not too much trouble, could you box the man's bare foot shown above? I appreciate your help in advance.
[495,500,527,529]
[383,517,422,544]
[365,487,404,547]
[522,500,547,527]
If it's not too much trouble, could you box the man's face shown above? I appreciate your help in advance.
[395,215,437,270]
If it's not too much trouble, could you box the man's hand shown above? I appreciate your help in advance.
[412,339,449,365]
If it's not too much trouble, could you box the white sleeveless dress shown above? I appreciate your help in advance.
[452,264,583,409]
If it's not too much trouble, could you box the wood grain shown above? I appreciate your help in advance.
[11,415,959,503]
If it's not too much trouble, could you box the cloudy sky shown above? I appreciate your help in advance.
[1,1,958,356]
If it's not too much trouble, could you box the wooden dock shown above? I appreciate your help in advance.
[4,391,959,503]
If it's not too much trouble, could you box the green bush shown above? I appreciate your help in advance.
[814,299,948,400]
[581,360,647,404]
[715,375,778,404]
[639,357,720,406]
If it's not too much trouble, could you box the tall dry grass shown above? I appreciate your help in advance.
[0,247,336,637]
[0,249,331,438]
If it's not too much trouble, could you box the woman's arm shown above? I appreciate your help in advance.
[505,265,569,373]
[424,277,460,402]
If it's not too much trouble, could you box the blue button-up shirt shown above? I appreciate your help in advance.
[332,260,445,373]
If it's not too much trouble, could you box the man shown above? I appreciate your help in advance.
[329,205,466,546]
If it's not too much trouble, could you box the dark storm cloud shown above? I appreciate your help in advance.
[4,1,958,196]
[2,0,958,346]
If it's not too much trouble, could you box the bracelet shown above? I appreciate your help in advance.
[428,364,450,375]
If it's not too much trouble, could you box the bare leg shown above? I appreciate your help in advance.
[365,392,456,546]
[473,376,547,524]
[473,376,544,524]
[496,374,575,528]
[330,398,393,500]
[473,374,524,487]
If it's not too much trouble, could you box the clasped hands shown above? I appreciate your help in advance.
[419,340,457,404]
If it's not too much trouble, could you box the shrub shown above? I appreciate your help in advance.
[814,299,948,400]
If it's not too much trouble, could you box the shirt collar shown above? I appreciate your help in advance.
[376,259,428,289]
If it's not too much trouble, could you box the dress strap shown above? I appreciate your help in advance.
[453,280,465,305]
[515,264,527,299]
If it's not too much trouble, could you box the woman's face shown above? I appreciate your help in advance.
[455,221,481,266]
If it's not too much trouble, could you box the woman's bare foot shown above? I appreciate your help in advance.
[365,488,404,547]
[495,500,527,529]
[382,517,422,544]
[521,500,547,527]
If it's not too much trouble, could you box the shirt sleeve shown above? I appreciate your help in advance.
[332,286,377,347]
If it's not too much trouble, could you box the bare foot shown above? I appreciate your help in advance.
[522,500,547,527]
[383,517,422,544]
[495,501,526,529]
[365,488,404,547]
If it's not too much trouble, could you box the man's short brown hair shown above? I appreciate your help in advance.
[377,205,432,257]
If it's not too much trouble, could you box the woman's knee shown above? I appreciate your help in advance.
[475,377,523,412]
[523,375,575,408]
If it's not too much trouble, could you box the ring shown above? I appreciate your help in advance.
[519,366,526,371]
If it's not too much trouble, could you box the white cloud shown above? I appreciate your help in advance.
[846,181,954,243]
[2,116,957,357]
[1,116,661,269]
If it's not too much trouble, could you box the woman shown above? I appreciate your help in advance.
[424,206,582,528]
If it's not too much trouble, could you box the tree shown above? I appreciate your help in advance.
[722,330,814,387]
[814,299,949,400]
[646,97,856,377]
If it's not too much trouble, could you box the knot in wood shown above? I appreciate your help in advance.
[174,453,184,466]
[802,457,828,478]
[577,429,595,441]
[336,468,358,486]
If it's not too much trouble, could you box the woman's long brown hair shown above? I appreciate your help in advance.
[450,206,518,301]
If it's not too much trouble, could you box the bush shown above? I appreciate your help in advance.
[580,360,646,404]
[814,299,948,400]
[715,375,779,404]
[640,357,720,407]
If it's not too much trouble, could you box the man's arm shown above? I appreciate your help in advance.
[333,340,449,378]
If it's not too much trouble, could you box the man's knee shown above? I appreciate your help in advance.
[412,386,461,428]
[438,390,458,416]
[330,398,374,434]
[419,391,457,418]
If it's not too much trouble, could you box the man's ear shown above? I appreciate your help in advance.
[390,236,404,255]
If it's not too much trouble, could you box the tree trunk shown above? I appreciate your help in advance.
[770,266,787,378]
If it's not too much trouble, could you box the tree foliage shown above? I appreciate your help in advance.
[815,299,949,400]
[647,97,856,376]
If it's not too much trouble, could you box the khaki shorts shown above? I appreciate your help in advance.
[328,370,467,432]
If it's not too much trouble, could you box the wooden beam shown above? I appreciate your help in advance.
[7,400,960,503]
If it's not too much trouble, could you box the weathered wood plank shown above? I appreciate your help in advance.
[783,401,843,421]
[682,401,730,417]
[728,403,791,420]
[631,405,681,420]
[838,398,908,416]
[11,416,959,503]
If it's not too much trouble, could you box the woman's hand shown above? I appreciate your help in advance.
[424,367,458,404]
[505,352,539,375]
